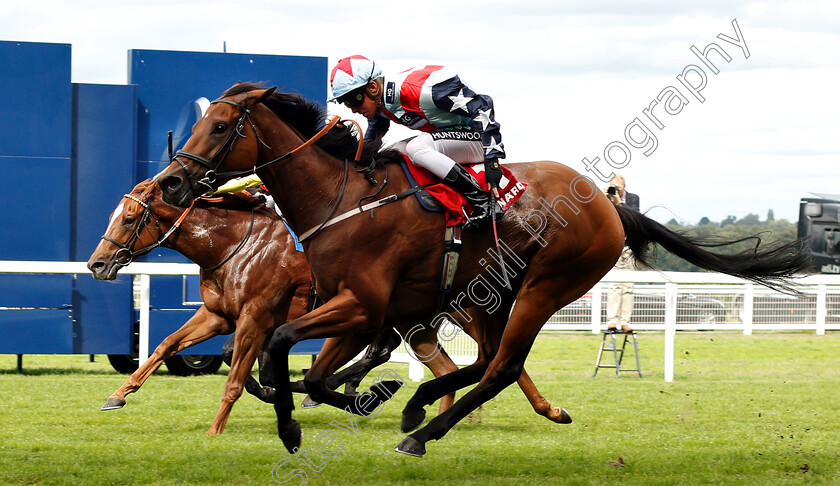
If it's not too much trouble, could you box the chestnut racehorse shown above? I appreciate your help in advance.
[88,179,570,434]
[158,84,809,456]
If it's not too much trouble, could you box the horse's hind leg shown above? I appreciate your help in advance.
[396,275,592,457]
[396,323,459,414]
[223,335,275,403]
[102,306,230,411]
[454,308,569,423]
[517,369,571,424]
[399,309,508,432]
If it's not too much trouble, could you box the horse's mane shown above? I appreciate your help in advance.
[222,83,403,165]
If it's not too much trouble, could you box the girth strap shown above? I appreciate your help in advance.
[435,226,463,314]
[297,183,434,242]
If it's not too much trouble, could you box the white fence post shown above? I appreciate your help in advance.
[742,283,754,335]
[816,284,827,335]
[590,282,602,334]
[664,282,677,382]
[408,359,424,382]
[138,274,151,364]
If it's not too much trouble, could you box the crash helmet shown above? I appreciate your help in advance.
[329,55,382,101]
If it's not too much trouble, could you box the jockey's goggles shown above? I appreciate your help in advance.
[338,85,367,108]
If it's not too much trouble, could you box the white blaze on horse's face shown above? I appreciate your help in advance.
[106,202,126,235]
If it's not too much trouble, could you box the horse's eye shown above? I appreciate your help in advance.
[213,123,228,134]
[124,216,136,226]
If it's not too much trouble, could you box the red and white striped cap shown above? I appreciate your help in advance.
[329,55,382,100]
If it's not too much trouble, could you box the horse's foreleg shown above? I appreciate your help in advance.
[102,306,230,411]
[268,287,382,453]
[299,328,402,408]
[207,317,266,434]
[303,333,396,415]
[516,368,571,424]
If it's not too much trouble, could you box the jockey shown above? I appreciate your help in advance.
[329,55,505,225]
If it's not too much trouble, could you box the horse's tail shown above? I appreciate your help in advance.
[614,204,812,293]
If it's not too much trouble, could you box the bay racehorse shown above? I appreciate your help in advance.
[157,83,809,456]
[88,179,571,434]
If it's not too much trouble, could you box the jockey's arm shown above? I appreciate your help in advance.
[215,173,263,194]
[430,76,505,162]
[363,115,390,152]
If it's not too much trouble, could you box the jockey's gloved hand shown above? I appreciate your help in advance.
[484,158,503,191]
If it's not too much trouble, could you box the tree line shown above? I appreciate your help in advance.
[646,210,797,272]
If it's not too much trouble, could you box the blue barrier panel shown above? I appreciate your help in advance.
[71,83,138,260]
[0,41,74,355]
[70,83,137,354]
[0,41,72,261]
[0,310,73,354]
[0,274,72,308]
[0,41,72,158]
[0,274,74,355]
[72,275,133,354]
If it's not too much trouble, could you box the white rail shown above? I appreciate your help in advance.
[0,261,198,363]
[1,262,839,381]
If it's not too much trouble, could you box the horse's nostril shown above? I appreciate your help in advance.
[89,261,104,272]
[161,175,181,193]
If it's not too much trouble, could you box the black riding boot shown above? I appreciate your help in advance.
[442,164,497,226]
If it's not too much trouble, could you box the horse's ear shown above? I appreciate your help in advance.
[256,86,277,104]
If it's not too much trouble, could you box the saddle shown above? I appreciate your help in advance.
[400,155,529,228]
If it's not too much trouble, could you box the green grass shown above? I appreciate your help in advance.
[1,332,839,485]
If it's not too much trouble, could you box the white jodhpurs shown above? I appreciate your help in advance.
[394,133,484,179]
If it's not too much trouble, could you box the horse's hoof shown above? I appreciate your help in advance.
[301,396,321,408]
[394,436,425,457]
[279,420,302,454]
[401,407,426,433]
[559,408,573,424]
[101,397,126,411]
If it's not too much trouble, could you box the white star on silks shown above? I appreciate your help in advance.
[485,136,504,155]
[473,108,493,130]
[448,89,473,113]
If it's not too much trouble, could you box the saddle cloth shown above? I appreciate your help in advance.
[401,155,528,227]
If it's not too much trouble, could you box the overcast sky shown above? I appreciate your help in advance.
[3,0,838,224]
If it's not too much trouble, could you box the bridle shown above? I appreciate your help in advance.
[172,89,347,197]
[99,193,256,271]
[100,194,191,267]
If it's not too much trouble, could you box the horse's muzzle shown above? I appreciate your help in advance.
[87,258,119,281]
[160,173,195,208]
